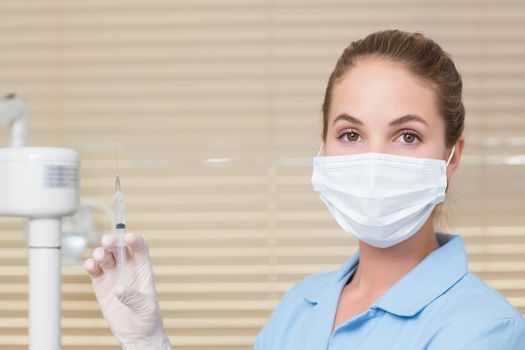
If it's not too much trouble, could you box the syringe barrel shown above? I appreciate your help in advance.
[114,190,126,228]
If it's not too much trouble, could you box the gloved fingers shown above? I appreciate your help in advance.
[101,233,119,252]
[83,258,103,279]
[99,232,150,264]
[125,233,150,262]
[102,233,132,260]
[115,285,155,317]
[92,246,116,272]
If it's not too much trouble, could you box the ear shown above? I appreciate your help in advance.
[446,135,465,179]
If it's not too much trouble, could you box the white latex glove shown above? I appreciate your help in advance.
[84,232,172,350]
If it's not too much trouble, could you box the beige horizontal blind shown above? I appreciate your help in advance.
[0,0,524,349]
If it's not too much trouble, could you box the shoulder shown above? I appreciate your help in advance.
[254,268,339,349]
[283,269,337,301]
[448,272,522,321]
[270,268,338,318]
[429,272,525,349]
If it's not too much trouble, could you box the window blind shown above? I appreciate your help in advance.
[0,0,524,349]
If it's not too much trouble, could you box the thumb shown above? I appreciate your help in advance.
[115,286,154,316]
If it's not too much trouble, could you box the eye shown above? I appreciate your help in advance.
[338,130,361,143]
[396,131,422,144]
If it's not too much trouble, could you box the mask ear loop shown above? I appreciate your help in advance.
[445,145,456,167]
[316,142,324,157]
[443,145,456,194]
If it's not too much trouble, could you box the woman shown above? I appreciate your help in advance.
[84,30,525,349]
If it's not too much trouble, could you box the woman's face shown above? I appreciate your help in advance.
[324,58,457,166]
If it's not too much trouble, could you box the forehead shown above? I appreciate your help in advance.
[329,58,442,127]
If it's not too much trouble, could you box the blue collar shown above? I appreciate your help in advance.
[303,233,468,317]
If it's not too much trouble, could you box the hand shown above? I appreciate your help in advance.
[83,233,172,350]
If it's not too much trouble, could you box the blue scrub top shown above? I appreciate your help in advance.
[254,233,525,349]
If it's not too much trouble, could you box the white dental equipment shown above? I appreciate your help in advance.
[0,94,80,350]
[0,93,26,147]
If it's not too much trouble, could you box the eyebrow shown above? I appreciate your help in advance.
[332,113,364,125]
[332,113,429,127]
[389,114,429,127]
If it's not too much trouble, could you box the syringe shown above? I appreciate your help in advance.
[114,170,127,285]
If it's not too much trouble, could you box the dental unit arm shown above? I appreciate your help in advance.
[0,94,27,148]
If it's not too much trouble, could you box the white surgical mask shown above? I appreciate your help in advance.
[311,145,455,248]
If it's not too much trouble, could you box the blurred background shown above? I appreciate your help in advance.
[0,0,524,349]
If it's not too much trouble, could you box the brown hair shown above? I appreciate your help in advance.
[322,29,464,148]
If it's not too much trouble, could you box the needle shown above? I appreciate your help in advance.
[114,146,127,285]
